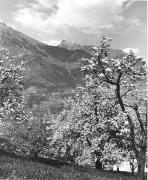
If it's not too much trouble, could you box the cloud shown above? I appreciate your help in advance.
[14,0,129,35]
[127,18,141,29]
[34,0,58,9]
[42,40,60,46]
[14,8,49,28]
[53,0,126,29]
[99,24,114,29]
[122,47,140,55]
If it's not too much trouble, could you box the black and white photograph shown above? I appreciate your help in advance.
[0,0,147,179]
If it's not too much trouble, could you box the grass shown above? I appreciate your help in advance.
[0,151,144,180]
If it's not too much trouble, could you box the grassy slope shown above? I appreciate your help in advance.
[0,152,141,180]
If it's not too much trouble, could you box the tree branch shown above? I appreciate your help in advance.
[116,72,137,153]
[125,103,146,135]
[86,137,92,147]
[102,69,117,85]
[134,104,146,135]
[116,72,125,112]
[121,89,133,98]
[97,53,116,86]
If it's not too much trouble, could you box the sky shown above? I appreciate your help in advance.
[0,0,147,58]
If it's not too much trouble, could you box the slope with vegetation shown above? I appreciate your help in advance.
[0,151,141,180]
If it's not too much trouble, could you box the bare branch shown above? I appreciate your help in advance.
[124,103,135,109]
[121,89,133,98]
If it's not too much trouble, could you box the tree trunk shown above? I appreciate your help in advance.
[136,150,146,180]
[95,158,102,170]
[130,162,135,176]
[33,151,38,159]
[117,166,119,172]
[94,151,103,170]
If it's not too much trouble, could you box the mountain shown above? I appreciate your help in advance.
[58,39,126,58]
[0,22,126,94]
[58,40,95,55]
[0,22,91,92]
[58,40,84,50]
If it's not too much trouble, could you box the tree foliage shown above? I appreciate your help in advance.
[0,49,54,158]
[11,110,53,158]
[0,48,28,152]
[53,37,147,179]
[0,48,26,122]
[81,37,147,179]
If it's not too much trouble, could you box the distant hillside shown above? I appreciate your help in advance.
[0,22,126,93]
[58,39,126,58]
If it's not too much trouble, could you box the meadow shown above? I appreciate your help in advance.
[0,151,143,180]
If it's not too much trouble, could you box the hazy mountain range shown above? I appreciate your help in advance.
[0,22,126,93]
